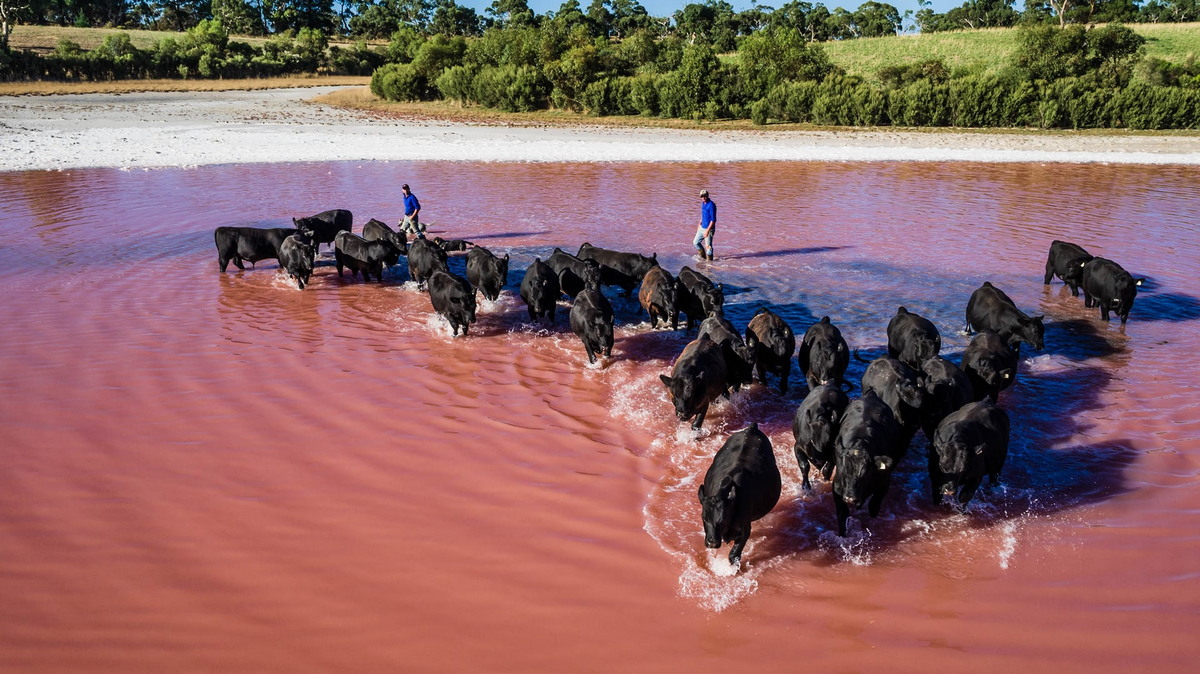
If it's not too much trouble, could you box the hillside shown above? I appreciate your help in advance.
[821,23,1200,82]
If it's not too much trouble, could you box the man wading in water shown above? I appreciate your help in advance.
[399,183,424,240]
[695,189,716,261]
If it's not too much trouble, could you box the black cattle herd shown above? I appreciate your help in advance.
[215,210,1146,571]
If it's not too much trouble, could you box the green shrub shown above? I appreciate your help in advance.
[436,65,478,103]
[372,62,429,102]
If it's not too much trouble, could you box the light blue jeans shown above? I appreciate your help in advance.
[693,225,714,255]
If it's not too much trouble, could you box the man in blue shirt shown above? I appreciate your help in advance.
[399,183,424,239]
[694,189,716,261]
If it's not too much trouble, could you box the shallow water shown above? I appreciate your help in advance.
[2,160,1199,671]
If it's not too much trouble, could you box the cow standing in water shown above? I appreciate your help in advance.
[697,423,782,569]
[1081,257,1145,325]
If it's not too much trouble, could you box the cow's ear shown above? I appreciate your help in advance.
[719,476,736,500]
[877,456,895,472]
[697,484,706,500]
[503,254,509,261]
[292,218,299,225]
[1033,315,1045,323]
[1001,370,1012,380]
[651,252,657,261]
[974,445,986,455]
[716,283,724,292]
[837,342,845,352]
[659,375,674,389]
[1135,278,1146,286]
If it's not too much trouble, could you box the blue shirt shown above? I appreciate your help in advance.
[701,199,716,228]
[404,193,420,216]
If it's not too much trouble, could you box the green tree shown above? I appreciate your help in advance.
[429,0,482,35]
[738,26,833,100]
[212,0,266,35]
[265,0,337,33]
[488,0,536,28]
[673,0,738,51]
[853,1,901,37]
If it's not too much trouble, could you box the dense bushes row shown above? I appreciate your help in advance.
[754,74,1200,129]
[0,20,385,81]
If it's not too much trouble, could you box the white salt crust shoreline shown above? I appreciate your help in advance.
[2,86,1199,172]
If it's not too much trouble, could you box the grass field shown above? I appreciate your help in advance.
[823,23,1200,82]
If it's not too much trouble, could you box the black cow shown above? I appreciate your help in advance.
[919,356,975,443]
[744,308,796,395]
[407,237,449,289]
[638,266,679,330]
[698,314,755,392]
[697,423,782,569]
[961,330,1018,403]
[1043,240,1093,297]
[887,306,941,370]
[577,242,659,297]
[293,209,352,250]
[798,316,850,390]
[428,270,477,337]
[433,236,475,252]
[861,357,927,444]
[1081,257,1146,325]
[334,232,401,283]
[546,248,597,300]
[832,391,904,537]
[930,399,1010,508]
[465,247,509,301]
[279,231,314,290]
[569,275,615,365]
[520,258,560,323]
[362,218,409,256]
[660,333,728,431]
[966,282,1044,351]
[676,266,724,331]
[792,383,850,490]
[214,226,299,272]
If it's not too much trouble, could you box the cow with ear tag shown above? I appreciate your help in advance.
[961,330,1018,404]
[832,391,904,537]
[930,399,1009,509]
[1081,257,1146,325]
[697,423,782,569]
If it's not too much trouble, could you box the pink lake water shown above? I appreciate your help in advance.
[1,160,1199,672]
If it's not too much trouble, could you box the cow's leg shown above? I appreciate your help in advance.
[834,492,850,537]
[691,403,709,431]
[778,367,789,395]
[1043,258,1054,285]
[728,527,750,568]
[868,486,888,518]
[795,448,811,491]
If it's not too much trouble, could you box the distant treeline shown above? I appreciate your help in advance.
[2,1,1199,129]
[368,21,1200,129]
[4,0,1199,46]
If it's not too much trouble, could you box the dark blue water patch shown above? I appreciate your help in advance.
[1043,318,1126,361]
[721,245,852,261]
[1132,291,1200,323]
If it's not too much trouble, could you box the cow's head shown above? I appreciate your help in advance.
[698,475,737,548]
[834,446,893,508]
[1018,315,1045,350]
[582,259,602,291]
[660,374,702,422]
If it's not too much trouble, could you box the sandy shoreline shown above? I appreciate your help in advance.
[2,86,1199,172]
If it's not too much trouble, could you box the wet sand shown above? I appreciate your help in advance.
[2,86,1199,172]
